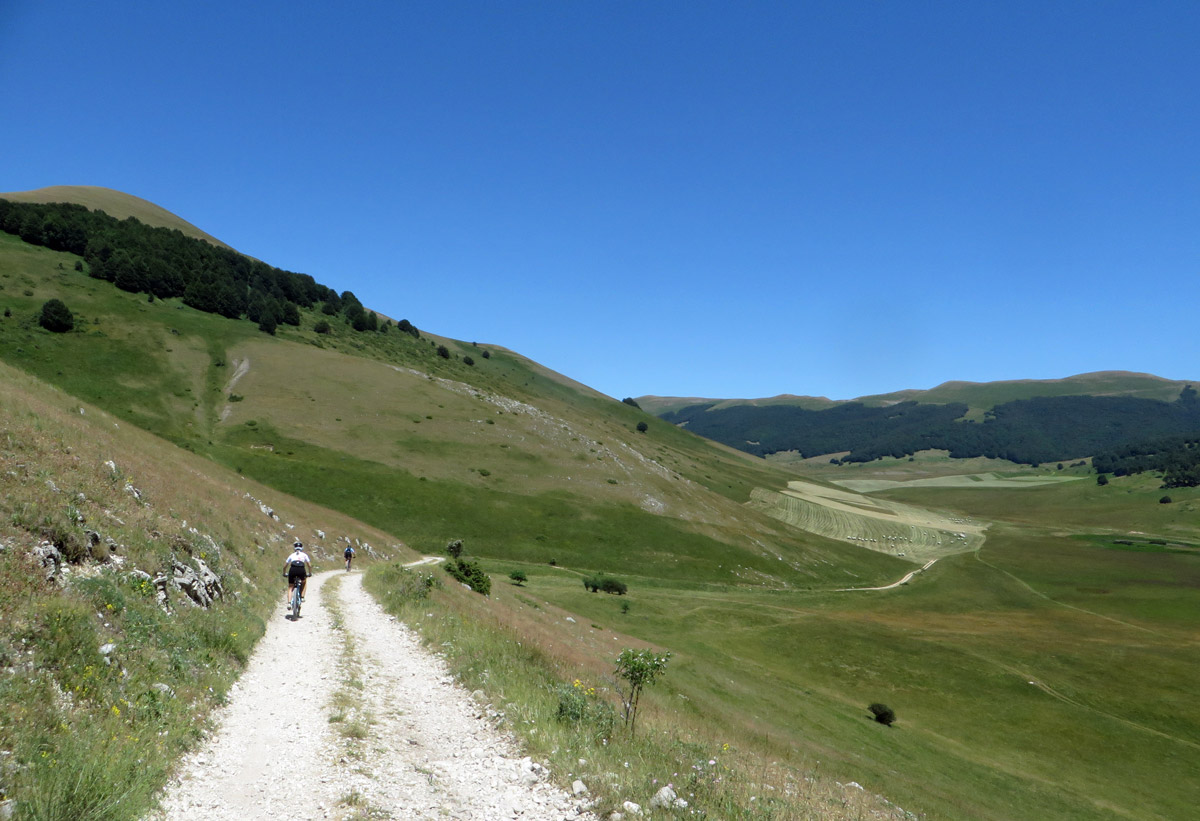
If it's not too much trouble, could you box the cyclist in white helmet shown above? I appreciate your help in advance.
[284,540,312,607]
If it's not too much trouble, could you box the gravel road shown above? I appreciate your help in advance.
[149,570,593,820]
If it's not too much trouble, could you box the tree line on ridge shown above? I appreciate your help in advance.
[0,198,420,338]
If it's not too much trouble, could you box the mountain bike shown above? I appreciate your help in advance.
[290,579,303,618]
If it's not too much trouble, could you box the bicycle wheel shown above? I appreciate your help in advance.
[291,584,302,618]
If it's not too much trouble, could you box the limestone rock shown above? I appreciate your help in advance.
[648,785,677,809]
[32,541,62,581]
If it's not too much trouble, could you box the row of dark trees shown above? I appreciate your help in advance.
[661,387,1200,466]
[1093,434,1200,488]
[0,198,420,338]
[583,575,627,594]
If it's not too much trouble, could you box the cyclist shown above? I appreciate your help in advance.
[344,543,356,572]
[284,540,312,607]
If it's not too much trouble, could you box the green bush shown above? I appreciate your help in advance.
[869,702,896,725]
[583,575,627,594]
[39,298,74,332]
[446,558,491,596]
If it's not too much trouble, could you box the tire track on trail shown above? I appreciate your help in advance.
[149,566,592,821]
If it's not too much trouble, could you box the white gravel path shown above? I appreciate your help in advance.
[149,570,594,821]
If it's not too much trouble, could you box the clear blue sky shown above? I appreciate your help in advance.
[2,1,1197,400]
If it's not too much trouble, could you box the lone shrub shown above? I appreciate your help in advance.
[39,298,74,332]
[615,648,671,736]
[636,421,648,433]
[446,539,464,559]
[1160,495,1172,504]
[509,570,527,586]
[869,703,896,725]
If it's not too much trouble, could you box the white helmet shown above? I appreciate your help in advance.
[293,541,303,550]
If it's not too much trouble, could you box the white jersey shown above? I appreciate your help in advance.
[285,551,312,570]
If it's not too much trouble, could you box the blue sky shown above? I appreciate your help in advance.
[2,1,1197,400]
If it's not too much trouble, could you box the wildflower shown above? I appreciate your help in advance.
[111,705,121,717]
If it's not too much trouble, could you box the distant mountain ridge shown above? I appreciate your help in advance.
[638,371,1191,417]
[647,374,1200,465]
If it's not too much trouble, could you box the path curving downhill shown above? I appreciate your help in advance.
[836,558,939,592]
[148,568,593,821]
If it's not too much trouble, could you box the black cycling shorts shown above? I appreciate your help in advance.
[287,565,307,584]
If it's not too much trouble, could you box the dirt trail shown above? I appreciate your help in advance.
[837,558,939,592]
[149,570,591,820]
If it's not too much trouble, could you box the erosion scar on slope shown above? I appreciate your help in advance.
[148,569,591,821]
[219,357,251,422]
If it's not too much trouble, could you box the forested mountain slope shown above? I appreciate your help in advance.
[658,383,1200,464]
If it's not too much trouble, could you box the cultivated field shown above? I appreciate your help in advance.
[749,478,986,561]
[835,472,1085,493]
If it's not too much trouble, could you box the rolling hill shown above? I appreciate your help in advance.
[2,187,1199,820]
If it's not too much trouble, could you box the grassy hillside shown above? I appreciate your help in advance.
[0,360,407,818]
[4,201,1200,818]
[0,230,900,591]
